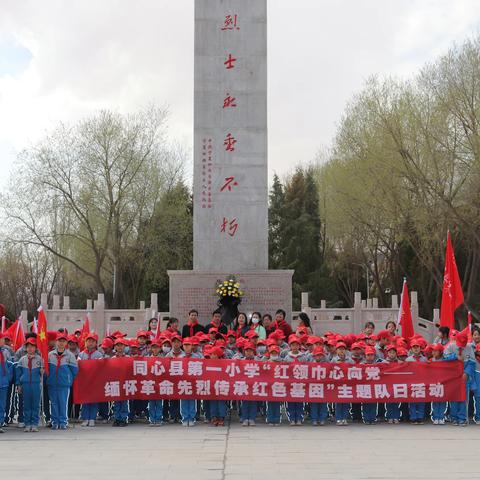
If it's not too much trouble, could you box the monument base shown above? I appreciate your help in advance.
[167,270,294,326]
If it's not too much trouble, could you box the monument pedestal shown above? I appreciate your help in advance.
[168,270,294,326]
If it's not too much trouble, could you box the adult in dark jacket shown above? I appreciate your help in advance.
[204,309,228,335]
[181,310,205,338]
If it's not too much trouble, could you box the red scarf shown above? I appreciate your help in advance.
[82,349,96,359]
[54,351,64,376]
[188,321,197,337]
[28,356,33,382]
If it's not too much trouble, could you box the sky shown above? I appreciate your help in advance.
[0,0,479,188]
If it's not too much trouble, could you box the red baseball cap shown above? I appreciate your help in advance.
[364,346,376,356]
[312,346,325,356]
[101,338,114,349]
[288,335,300,345]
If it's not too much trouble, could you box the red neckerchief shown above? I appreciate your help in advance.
[188,321,197,337]
[413,355,423,362]
[28,356,33,382]
[0,350,5,375]
[54,351,64,375]
[82,348,97,359]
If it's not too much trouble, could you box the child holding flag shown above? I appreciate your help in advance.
[78,333,103,426]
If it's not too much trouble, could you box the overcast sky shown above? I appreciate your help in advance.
[0,0,479,188]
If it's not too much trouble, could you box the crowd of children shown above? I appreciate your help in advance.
[0,308,479,432]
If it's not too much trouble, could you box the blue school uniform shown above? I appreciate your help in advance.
[444,343,475,424]
[16,353,43,427]
[0,347,14,427]
[46,349,78,428]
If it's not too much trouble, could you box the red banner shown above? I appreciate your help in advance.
[73,357,465,404]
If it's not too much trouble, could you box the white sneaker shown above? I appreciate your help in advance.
[438,419,445,425]
[81,421,89,427]
[249,420,256,426]
[242,420,249,427]
[17,423,25,428]
[88,420,95,427]
[336,420,342,425]
[31,427,39,432]
[432,419,438,425]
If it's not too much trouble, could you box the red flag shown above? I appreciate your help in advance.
[79,314,91,350]
[5,319,25,351]
[440,231,464,329]
[14,319,25,351]
[37,307,50,375]
[154,319,162,340]
[397,279,415,339]
[467,311,473,343]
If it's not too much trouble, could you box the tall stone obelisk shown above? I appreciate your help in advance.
[168,0,293,324]
[193,0,268,271]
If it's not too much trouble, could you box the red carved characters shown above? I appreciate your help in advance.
[224,133,237,152]
[221,217,239,237]
[224,53,237,70]
[220,177,239,193]
[223,93,237,109]
[221,14,240,31]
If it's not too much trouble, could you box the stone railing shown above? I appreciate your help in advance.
[33,293,170,338]
[27,290,437,342]
[292,292,437,342]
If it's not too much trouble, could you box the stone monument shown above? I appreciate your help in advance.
[168,0,293,325]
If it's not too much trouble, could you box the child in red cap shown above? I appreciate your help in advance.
[332,342,353,425]
[209,347,226,426]
[405,339,427,424]
[383,345,401,424]
[309,346,329,426]
[15,338,42,432]
[147,339,164,426]
[240,342,259,426]
[431,343,447,424]
[284,335,309,425]
[266,345,282,425]
[112,338,129,426]
[361,346,379,424]
[78,333,103,427]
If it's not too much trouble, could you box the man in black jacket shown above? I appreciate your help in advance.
[181,310,205,338]
[204,309,228,335]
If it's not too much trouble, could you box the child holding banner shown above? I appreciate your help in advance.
[78,333,103,427]
[209,346,227,426]
[383,345,402,424]
[112,338,130,426]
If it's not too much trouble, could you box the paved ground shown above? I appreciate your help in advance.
[1,421,480,479]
